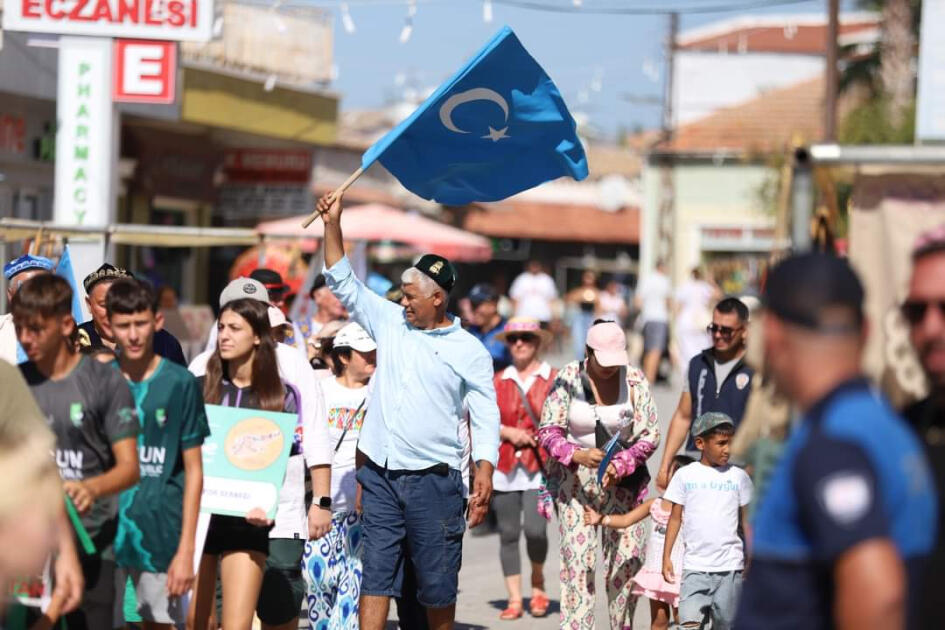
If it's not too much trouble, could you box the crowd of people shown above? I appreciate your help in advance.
[0,193,942,630]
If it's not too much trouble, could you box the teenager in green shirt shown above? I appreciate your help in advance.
[107,278,209,629]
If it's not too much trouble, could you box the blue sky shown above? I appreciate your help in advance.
[328,0,828,139]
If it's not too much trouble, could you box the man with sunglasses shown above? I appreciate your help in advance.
[657,297,752,491]
[901,223,945,628]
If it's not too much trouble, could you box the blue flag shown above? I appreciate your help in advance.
[55,245,85,326]
[361,26,588,205]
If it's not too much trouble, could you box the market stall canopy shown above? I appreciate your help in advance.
[256,203,493,262]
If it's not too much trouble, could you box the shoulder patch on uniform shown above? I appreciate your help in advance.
[818,472,872,525]
[735,373,750,390]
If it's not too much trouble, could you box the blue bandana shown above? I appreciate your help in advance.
[3,254,54,281]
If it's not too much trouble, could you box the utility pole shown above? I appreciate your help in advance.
[656,12,679,277]
[824,0,839,141]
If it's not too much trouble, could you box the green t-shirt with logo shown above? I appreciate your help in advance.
[20,356,139,548]
[114,359,210,573]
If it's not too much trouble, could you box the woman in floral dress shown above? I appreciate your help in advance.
[538,320,660,629]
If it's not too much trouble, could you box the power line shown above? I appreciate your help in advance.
[251,0,820,14]
[492,0,818,15]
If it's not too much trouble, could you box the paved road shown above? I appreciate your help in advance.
[385,374,681,630]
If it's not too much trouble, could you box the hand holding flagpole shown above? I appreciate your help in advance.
[301,167,364,228]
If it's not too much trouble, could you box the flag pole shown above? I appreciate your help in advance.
[301,166,365,228]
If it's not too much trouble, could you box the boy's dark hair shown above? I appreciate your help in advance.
[698,424,736,441]
[106,278,155,318]
[330,346,352,377]
[11,274,73,320]
[715,296,749,323]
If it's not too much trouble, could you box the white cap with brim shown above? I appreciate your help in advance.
[333,322,377,352]
[220,277,269,308]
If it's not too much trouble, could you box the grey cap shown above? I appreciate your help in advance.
[219,277,269,307]
[692,412,734,438]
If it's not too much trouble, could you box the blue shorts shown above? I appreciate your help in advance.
[356,460,466,608]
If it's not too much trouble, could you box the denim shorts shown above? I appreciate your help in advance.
[356,460,466,608]
[679,570,742,630]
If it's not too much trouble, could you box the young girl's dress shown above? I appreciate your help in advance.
[631,498,684,607]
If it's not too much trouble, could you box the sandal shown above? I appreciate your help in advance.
[499,602,524,620]
[530,593,550,617]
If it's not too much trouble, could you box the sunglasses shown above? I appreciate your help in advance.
[901,300,945,326]
[506,333,538,344]
[707,324,742,338]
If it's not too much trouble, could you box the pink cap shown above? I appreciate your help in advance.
[586,321,629,367]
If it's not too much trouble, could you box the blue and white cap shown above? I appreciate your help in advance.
[3,254,54,281]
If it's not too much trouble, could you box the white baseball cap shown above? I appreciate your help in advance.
[268,306,287,329]
[333,322,377,352]
[220,277,269,307]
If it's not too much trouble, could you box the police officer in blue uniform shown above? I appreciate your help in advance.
[736,253,938,630]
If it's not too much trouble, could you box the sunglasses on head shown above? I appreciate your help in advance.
[707,324,742,338]
[900,300,945,325]
[506,333,538,344]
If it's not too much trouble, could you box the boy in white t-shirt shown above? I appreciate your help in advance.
[662,412,752,630]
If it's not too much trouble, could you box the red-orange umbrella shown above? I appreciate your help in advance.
[256,203,493,262]
[229,245,309,295]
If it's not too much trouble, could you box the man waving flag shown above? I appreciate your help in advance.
[362,26,588,205]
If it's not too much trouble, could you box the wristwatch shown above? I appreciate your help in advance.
[314,495,332,510]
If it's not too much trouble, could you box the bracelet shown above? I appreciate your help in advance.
[602,515,611,527]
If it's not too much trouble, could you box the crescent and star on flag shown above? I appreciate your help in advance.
[438,87,511,142]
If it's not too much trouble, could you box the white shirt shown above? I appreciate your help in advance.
[674,280,714,332]
[510,271,558,322]
[492,362,551,493]
[321,377,368,513]
[636,272,672,323]
[0,314,18,365]
[663,462,753,572]
[189,342,330,539]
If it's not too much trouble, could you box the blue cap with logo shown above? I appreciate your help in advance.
[3,254,54,281]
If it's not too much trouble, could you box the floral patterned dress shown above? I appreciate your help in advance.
[538,360,660,630]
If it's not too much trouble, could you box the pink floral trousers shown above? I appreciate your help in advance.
[554,463,646,630]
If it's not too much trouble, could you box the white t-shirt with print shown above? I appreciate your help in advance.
[510,271,558,322]
[663,461,753,572]
[321,377,369,513]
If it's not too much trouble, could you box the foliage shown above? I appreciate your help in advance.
[839,98,916,144]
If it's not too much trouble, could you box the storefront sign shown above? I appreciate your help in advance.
[113,39,176,104]
[223,149,312,183]
[701,225,774,251]
[54,36,114,226]
[3,0,214,42]
[218,184,312,220]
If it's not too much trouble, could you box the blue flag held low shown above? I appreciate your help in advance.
[362,26,588,205]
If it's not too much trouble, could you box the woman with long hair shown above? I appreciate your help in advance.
[191,298,298,630]
[538,319,660,629]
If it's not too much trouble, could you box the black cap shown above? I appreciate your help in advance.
[250,268,287,296]
[83,263,132,293]
[413,254,456,293]
[468,283,498,305]
[763,253,864,333]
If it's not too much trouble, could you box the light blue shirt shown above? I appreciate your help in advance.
[324,256,500,470]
